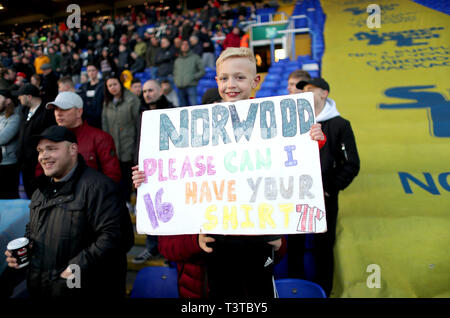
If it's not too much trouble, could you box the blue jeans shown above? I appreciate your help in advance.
[178,86,198,107]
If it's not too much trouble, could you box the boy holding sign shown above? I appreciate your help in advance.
[132,47,325,298]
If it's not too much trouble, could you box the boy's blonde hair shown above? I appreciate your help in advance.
[216,47,257,74]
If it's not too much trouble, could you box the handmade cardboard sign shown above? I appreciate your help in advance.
[136,92,326,235]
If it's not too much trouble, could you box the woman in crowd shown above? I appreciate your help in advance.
[99,47,118,78]
[0,91,20,199]
[102,75,140,205]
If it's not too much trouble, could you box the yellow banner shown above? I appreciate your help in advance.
[321,0,450,297]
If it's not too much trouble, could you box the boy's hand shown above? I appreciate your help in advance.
[310,123,324,141]
[267,238,282,251]
[4,250,19,269]
[60,266,73,279]
[132,165,146,189]
[198,234,215,253]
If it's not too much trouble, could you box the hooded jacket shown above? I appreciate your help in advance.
[316,98,360,197]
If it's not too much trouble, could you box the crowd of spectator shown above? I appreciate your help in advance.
[0,0,278,200]
[0,1,273,97]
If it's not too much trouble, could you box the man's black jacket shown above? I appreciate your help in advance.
[25,155,134,297]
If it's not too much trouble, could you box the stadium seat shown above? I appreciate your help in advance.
[277,58,290,64]
[307,70,320,78]
[130,266,179,298]
[275,278,326,298]
[268,66,284,74]
[302,62,320,72]
[276,88,289,96]
[273,254,288,279]
[265,73,281,81]
[198,79,217,88]
[0,199,30,276]
[255,89,275,98]
[260,80,278,89]
[297,55,312,62]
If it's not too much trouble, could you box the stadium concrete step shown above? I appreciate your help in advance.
[129,213,146,246]
[126,254,167,272]
[134,231,146,246]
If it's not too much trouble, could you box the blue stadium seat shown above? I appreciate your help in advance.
[276,88,289,96]
[297,55,312,62]
[260,80,278,89]
[265,73,281,81]
[255,89,275,98]
[130,266,179,298]
[273,250,288,279]
[268,66,284,74]
[277,58,290,64]
[202,72,216,80]
[275,279,326,298]
[0,199,30,276]
[307,70,320,78]
[285,65,301,74]
[198,79,217,87]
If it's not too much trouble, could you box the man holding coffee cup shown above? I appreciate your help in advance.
[4,125,134,297]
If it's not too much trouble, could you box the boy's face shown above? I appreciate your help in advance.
[303,84,328,113]
[287,77,303,95]
[216,57,260,103]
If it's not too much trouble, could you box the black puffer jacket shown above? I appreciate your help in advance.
[25,155,134,297]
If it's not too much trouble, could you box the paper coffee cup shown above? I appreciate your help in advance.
[7,237,30,269]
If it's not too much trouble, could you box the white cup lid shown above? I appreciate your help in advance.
[7,237,29,250]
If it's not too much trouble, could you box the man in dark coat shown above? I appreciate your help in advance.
[13,84,56,198]
[40,63,59,104]
[154,37,175,80]
[288,78,360,296]
[132,79,173,264]
[5,125,134,297]
[78,63,104,129]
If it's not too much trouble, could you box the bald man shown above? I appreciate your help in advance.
[132,80,175,264]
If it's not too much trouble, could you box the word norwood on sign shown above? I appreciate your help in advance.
[158,98,315,150]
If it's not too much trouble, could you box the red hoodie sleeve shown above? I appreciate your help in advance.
[158,234,204,262]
